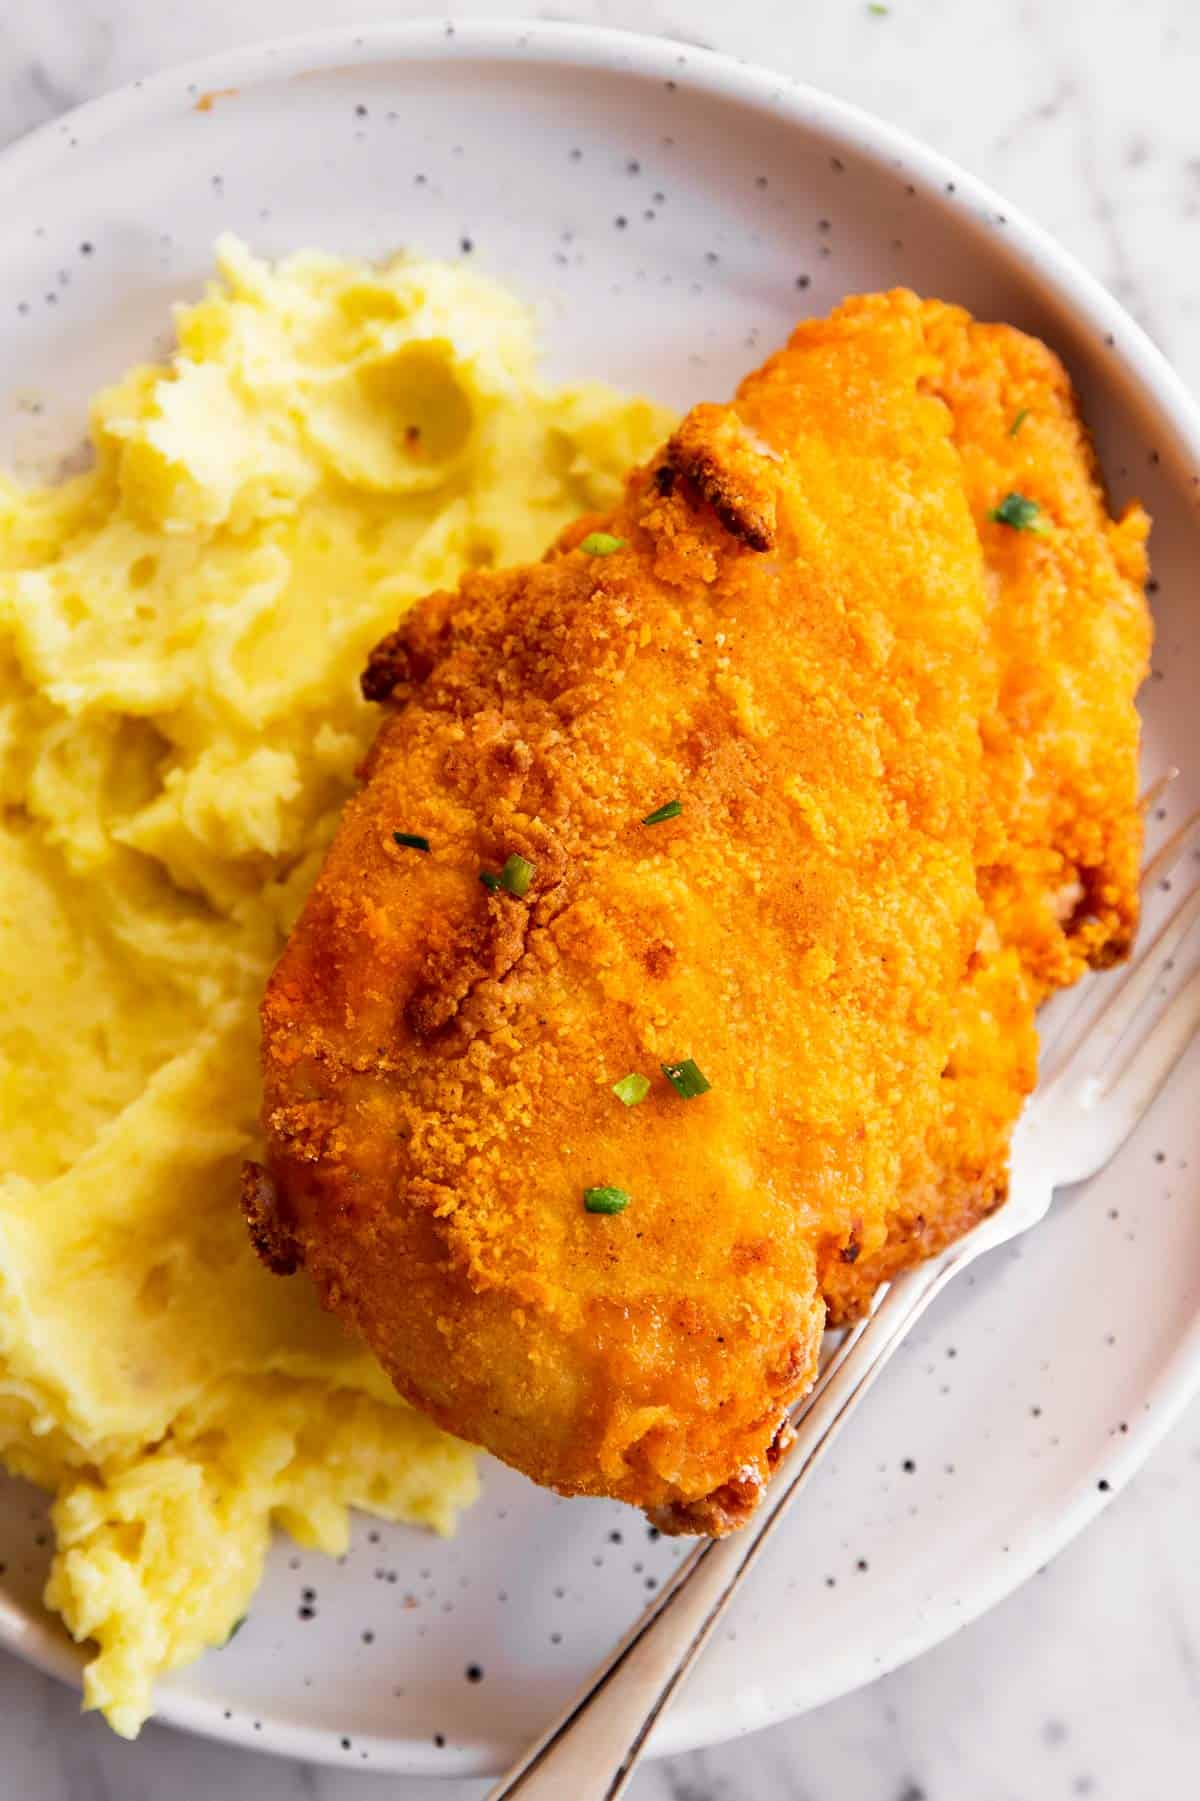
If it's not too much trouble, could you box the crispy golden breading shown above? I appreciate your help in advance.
[248,292,1150,1530]
[821,298,1151,1326]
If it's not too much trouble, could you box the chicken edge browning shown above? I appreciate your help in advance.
[244,291,1151,1535]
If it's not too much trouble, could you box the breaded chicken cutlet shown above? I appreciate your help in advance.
[244,292,1151,1533]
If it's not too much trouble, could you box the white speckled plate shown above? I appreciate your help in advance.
[1,20,1198,1779]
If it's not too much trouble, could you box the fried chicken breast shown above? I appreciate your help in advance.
[246,292,1150,1531]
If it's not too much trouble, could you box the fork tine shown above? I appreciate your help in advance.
[1036,980,1096,1066]
[1106,962,1200,1119]
[1044,874,1200,1091]
[1137,804,1200,894]
[1037,803,1200,1069]
[1139,766,1180,814]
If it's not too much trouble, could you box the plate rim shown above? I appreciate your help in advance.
[1,14,1199,1777]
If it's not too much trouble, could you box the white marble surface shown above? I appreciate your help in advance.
[1,2,1198,1797]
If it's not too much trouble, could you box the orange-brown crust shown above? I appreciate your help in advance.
[240,1160,300,1276]
[249,291,1150,1528]
[665,402,780,551]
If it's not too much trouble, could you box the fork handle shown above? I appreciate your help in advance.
[485,1252,961,1801]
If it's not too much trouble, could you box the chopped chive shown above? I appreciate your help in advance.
[867,2,889,12]
[584,1185,631,1215]
[642,798,682,826]
[1008,407,1029,437]
[479,854,535,897]
[499,853,534,897]
[579,531,625,556]
[612,1072,650,1107]
[988,491,1048,532]
[661,1058,711,1098]
[393,831,431,852]
[223,1615,248,1646]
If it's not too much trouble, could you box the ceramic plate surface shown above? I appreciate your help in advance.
[0,20,1198,1778]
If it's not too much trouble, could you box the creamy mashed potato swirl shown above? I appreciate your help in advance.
[0,237,672,1735]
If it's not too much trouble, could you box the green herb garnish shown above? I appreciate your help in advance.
[868,2,889,13]
[584,1185,632,1215]
[499,853,534,896]
[988,491,1048,532]
[642,799,682,826]
[1008,408,1029,437]
[393,831,431,852]
[223,1615,248,1647]
[579,531,625,556]
[479,854,535,897]
[612,1072,650,1107]
[662,1058,711,1098]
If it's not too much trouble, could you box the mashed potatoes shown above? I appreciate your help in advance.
[0,237,672,1735]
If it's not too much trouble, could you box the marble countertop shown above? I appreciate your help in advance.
[2,2,1198,1797]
